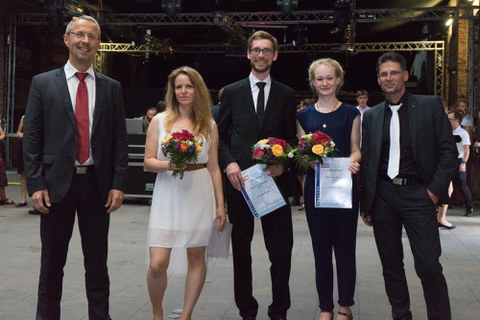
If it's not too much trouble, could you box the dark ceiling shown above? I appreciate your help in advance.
[11,0,451,44]
[7,0,455,112]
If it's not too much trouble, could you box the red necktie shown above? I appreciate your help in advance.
[75,72,89,164]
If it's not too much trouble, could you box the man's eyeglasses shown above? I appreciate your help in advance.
[249,47,275,56]
[377,70,403,78]
[68,31,100,41]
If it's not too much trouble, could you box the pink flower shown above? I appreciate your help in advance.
[252,137,292,165]
[292,131,336,168]
[253,148,265,158]
[171,129,195,141]
[161,129,202,179]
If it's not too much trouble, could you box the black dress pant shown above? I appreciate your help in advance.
[371,180,451,320]
[36,170,111,320]
[303,169,358,312]
[226,181,293,319]
[452,159,474,209]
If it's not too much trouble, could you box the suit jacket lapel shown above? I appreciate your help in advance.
[407,93,419,160]
[373,102,386,163]
[91,72,104,138]
[54,68,77,130]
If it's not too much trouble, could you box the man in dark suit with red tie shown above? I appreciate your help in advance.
[360,52,457,320]
[217,30,297,320]
[23,15,128,320]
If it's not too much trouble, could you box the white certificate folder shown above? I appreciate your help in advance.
[240,164,287,219]
[314,158,352,209]
[207,220,232,258]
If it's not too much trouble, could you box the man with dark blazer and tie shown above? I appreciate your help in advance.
[360,52,457,320]
[217,31,297,320]
[23,15,128,320]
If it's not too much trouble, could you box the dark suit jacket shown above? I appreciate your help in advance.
[360,92,457,215]
[217,77,297,178]
[23,67,128,203]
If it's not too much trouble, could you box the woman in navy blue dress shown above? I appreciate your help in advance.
[296,58,361,320]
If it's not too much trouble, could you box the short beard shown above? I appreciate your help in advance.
[251,61,271,74]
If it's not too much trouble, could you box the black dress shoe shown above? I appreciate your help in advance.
[465,208,474,217]
[15,202,27,208]
[28,209,41,215]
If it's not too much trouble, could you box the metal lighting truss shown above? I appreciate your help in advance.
[9,6,478,26]
[4,6,479,134]
[98,41,444,96]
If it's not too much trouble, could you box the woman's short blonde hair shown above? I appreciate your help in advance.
[308,58,345,93]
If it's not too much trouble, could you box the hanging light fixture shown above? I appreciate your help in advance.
[277,0,299,15]
[161,0,181,18]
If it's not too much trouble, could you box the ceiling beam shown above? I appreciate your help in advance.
[10,6,479,26]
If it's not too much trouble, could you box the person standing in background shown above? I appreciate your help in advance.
[448,110,475,217]
[23,15,128,319]
[355,89,370,119]
[455,97,474,132]
[0,120,14,205]
[217,30,297,320]
[361,52,456,320]
[211,87,224,122]
[143,106,158,132]
[291,98,314,211]
[15,115,27,207]
[156,100,166,113]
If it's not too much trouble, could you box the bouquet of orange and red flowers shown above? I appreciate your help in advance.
[161,129,202,179]
[294,131,336,169]
[252,137,294,166]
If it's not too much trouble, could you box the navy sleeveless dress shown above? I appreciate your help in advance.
[296,102,360,311]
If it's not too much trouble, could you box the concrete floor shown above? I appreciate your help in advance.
[1,170,480,320]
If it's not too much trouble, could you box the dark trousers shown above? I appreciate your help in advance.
[36,171,111,320]
[371,180,451,320]
[226,182,293,319]
[304,170,358,311]
[453,159,474,209]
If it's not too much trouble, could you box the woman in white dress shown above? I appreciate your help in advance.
[144,66,227,320]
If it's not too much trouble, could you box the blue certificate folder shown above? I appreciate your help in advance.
[240,164,287,219]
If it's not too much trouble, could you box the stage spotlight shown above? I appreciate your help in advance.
[277,0,299,15]
[161,0,181,18]
[445,18,453,27]
[132,29,151,47]
[333,0,351,30]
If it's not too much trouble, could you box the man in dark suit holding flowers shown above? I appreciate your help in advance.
[217,30,297,320]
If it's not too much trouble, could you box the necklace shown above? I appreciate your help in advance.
[315,99,338,129]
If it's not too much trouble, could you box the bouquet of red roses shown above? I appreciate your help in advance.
[252,137,293,166]
[294,131,336,169]
[161,129,202,179]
